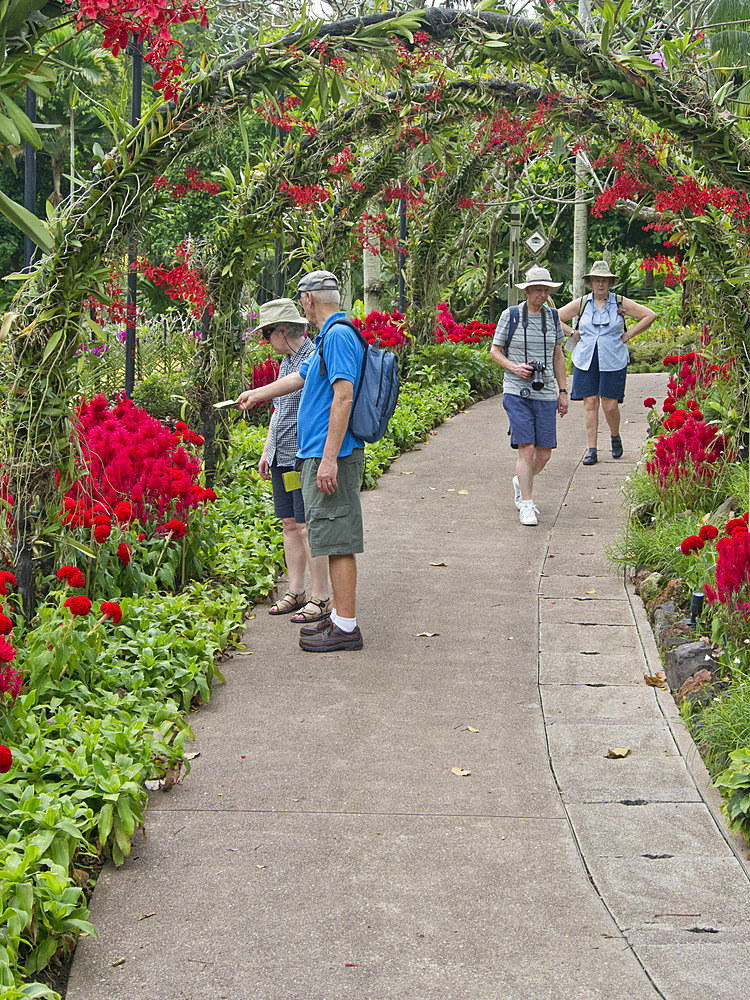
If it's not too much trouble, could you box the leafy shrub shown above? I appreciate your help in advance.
[400,343,502,397]
[714,746,750,838]
[131,372,189,423]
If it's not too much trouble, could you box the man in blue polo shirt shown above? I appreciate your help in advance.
[238,270,366,652]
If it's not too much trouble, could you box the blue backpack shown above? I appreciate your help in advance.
[318,319,400,444]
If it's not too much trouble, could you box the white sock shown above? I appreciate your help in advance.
[330,608,338,627]
[334,614,357,633]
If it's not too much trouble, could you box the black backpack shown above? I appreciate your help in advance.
[317,319,400,444]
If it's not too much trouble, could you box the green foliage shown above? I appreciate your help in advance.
[400,343,502,397]
[715,746,750,839]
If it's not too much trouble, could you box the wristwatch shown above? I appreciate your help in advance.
[559,389,568,394]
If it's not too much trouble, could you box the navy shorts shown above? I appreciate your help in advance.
[270,462,306,523]
[571,346,627,402]
[503,394,558,449]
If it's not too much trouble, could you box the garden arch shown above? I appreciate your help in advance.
[6,5,750,608]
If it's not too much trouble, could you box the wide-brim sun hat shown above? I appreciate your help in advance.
[295,269,339,297]
[257,298,307,332]
[515,265,562,291]
[584,260,619,284]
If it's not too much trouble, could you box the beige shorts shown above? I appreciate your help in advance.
[300,450,364,558]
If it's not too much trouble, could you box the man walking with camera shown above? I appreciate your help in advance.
[490,265,569,526]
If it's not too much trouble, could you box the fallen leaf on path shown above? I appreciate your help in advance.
[586,589,597,595]
[644,671,667,688]
[458,490,469,495]
[607,747,631,758]
[451,766,471,776]
[185,751,200,761]
[446,488,455,492]
[112,958,126,967]
[466,726,479,733]
[138,913,156,921]
[429,486,438,490]
[416,631,440,637]
[400,470,414,475]
[429,561,447,567]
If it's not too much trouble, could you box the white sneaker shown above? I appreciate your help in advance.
[512,475,522,510]
[519,500,538,526]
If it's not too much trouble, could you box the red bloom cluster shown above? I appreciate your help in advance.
[117,543,131,566]
[646,417,728,493]
[279,179,329,209]
[352,213,399,257]
[0,637,15,664]
[69,0,208,103]
[382,183,426,209]
[0,745,11,773]
[0,662,21,701]
[654,177,750,229]
[393,30,439,72]
[0,572,16,597]
[434,304,494,345]
[472,97,554,165]
[57,565,86,588]
[64,595,92,617]
[162,518,187,539]
[681,534,704,554]
[63,394,210,524]
[640,254,687,287]
[257,93,317,135]
[352,311,410,350]
[329,147,357,176]
[252,356,280,391]
[591,172,644,217]
[710,515,750,604]
[100,601,123,625]
[644,397,657,408]
[154,167,221,199]
[138,244,212,318]
[0,612,12,636]
[699,524,720,541]
[174,421,205,447]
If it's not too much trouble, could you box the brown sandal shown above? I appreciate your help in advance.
[290,598,331,624]
[269,591,306,615]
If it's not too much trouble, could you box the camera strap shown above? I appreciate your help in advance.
[522,303,548,371]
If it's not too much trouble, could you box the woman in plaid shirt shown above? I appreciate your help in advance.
[256,299,330,623]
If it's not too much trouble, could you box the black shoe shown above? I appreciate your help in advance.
[299,623,363,652]
[299,613,331,637]
[582,448,598,466]
[611,435,623,459]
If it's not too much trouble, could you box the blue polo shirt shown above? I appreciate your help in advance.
[296,311,364,459]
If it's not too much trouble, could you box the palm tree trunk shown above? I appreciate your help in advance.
[363,237,381,314]
[69,105,75,202]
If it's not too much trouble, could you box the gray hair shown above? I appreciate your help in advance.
[274,323,306,339]
[310,288,340,307]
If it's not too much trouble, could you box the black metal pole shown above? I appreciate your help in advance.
[23,86,37,270]
[125,37,143,397]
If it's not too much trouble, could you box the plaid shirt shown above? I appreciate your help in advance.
[266,337,314,466]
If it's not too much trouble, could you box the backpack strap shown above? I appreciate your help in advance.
[317,318,368,379]
[502,306,520,357]
[574,293,591,330]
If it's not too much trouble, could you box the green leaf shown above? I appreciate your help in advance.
[1,94,41,148]
[0,110,21,145]
[40,326,65,364]
[0,188,53,251]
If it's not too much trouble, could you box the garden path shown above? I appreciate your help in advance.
[67,372,750,1000]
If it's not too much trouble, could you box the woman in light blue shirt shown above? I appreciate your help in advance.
[558,261,657,466]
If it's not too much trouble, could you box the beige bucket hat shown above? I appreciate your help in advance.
[583,260,618,284]
[515,265,562,291]
[257,298,307,332]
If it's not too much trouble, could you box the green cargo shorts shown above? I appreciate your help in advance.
[300,450,364,558]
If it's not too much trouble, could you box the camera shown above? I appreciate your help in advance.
[529,361,545,392]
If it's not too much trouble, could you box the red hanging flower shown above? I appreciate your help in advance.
[94,521,112,543]
[162,518,187,539]
[0,745,11,773]
[64,595,92,617]
[100,601,123,625]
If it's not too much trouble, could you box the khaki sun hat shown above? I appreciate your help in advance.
[515,265,562,291]
[257,298,307,333]
[584,260,619,284]
[296,269,339,297]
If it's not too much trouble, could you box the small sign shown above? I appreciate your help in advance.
[525,231,549,256]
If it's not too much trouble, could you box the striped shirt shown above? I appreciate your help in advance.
[266,337,314,466]
[493,305,563,400]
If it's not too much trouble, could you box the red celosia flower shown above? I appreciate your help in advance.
[681,535,705,554]
[0,745,11,773]
[114,501,133,522]
[117,543,131,566]
[703,583,718,603]
[138,533,146,541]
[94,522,112,543]
[0,662,21,701]
[57,565,86,588]
[0,612,12,636]
[64,596,92,617]
[0,571,17,596]
[0,636,16,662]
[100,601,123,625]
[643,397,656,408]
[725,518,747,534]
[162,518,187,538]
[699,524,719,541]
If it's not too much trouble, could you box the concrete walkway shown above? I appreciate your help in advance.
[68,373,750,1000]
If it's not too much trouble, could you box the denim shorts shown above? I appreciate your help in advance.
[571,346,627,402]
[270,462,306,523]
[503,394,558,449]
[300,450,364,558]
